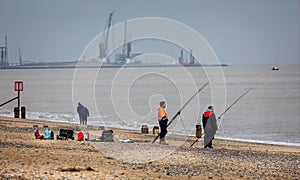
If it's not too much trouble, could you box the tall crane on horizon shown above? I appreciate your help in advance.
[99,11,114,63]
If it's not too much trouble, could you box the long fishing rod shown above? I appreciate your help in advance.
[217,87,254,120]
[190,87,254,147]
[152,82,209,144]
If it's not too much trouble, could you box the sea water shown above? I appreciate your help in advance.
[0,65,299,146]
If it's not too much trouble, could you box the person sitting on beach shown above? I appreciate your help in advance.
[45,128,51,139]
[202,106,218,148]
[157,101,169,145]
[34,130,44,139]
[50,129,54,140]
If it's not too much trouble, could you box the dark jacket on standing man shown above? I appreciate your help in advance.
[77,102,89,125]
[202,107,218,148]
[81,107,89,125]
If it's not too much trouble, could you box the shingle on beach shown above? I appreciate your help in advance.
[0,116,299,179]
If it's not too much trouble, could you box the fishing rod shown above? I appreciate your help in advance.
[190,87,254,147]
[152,82,209,144]
[217,87,254,120]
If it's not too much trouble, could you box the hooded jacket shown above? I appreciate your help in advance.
[202,109,218,135]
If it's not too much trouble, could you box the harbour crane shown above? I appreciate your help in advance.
[99,11,114,63]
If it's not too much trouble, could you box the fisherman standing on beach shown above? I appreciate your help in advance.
[77,102,89,125]
[202,106,218,148]
[158,101,169,145]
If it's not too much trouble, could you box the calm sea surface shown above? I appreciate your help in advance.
[0,65,299,146]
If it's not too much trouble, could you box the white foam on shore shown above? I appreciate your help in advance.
[1,111,299,147]
[215,136,300,147]
[0,111,78,124]
[0,110,108,124]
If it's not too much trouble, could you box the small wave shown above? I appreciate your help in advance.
[0,109,11,115]
[0,111,106,125]
[0,111,78,124]
[216,136,300,147]
[28,111,78,123]
[112,121,146,130]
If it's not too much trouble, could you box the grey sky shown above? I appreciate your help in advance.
[0,0,299,65]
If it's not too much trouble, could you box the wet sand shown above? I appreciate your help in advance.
[0,116,299,179]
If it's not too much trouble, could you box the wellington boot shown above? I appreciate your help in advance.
[159,141,169,145]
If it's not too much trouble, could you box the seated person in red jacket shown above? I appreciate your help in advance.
[34,130,44,139]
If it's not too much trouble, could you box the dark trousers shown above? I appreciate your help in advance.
[159,120,168,140]
[82,117,87,125]
[80,117,87,125]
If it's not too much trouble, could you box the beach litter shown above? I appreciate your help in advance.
[118,139,133,143]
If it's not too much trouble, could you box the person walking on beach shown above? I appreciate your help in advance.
[157,101,169,145]
[77,102,89,125]
[202,106,218,148]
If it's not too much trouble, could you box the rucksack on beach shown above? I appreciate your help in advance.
[101,130,114,142]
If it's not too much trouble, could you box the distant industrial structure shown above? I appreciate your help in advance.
[98,12,202,66]
[178,49,196,66]
[114,21,141,64]
[18,46,22,66]
[98,12,141,65]
[0,36,8,68]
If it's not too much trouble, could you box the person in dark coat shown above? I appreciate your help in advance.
[81,107,89,125]
[202,106,218,148]
[77,102,84,125]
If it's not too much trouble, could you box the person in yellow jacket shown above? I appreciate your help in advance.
[157,101,169,145]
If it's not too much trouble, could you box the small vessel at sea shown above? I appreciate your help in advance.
[272,66,279,71]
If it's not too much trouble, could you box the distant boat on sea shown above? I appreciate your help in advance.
[272,66,279,71]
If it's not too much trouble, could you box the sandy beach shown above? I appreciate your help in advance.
[0,116,299,180]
